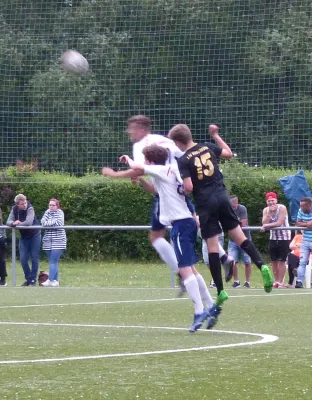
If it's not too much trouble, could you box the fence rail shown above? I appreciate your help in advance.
[3,225,308,287]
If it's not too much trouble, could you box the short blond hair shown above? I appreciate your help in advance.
[168,124,192,145]
[127,115,151,131]
[14,194,26,204]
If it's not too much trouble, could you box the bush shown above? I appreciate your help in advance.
[7,175,156,260]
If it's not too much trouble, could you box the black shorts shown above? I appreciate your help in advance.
[269,240,290,262]
[197,191,240,239]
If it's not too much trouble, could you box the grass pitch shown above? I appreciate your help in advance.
[0,261,311,400]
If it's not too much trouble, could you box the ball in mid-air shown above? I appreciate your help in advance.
[60,50,89,74]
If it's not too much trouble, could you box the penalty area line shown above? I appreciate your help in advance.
[0,322,278,365]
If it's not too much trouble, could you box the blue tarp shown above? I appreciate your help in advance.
[278,169,312,222]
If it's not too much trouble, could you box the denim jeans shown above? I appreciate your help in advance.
[202,235,224,265]
[19,233,41,283]
[46,249,64,281]
[297,240,312,282]
[228,240,251,265]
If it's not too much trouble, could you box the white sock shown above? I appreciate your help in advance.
[184,275,204,315]
[218,243,225,258]
[152,238,179,273]
[195,273,214,309]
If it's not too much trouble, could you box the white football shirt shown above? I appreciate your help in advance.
[132,134,183,165]
[143,164,193,226]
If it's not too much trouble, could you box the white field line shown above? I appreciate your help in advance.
[0,291,311,309]
[8,286,310,291]
[0,322,278,365]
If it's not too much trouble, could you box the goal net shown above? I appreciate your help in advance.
[1,0,311,180]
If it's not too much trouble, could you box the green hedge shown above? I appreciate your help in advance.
[0,163,310,259]
[4,175,155,260]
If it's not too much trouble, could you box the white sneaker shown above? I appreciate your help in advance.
[51,280,59,287]
[41,279,53,287]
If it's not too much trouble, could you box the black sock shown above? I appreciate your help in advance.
[288,266,294,285]
[240,240,263,270]
[208,252,223,294]
[220,254,227,265]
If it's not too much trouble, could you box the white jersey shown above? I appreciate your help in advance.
[133,133,183,165]
[143,164,193,226]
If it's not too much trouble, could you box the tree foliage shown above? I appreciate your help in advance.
[1,0,312,173]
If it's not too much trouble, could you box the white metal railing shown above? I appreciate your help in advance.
[3,225,312,287]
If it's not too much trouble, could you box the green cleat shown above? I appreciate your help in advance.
[216,290,229,307]
[261,265,273,293]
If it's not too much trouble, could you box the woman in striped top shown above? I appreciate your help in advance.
[0,207,7,286]
[41,198,66,287]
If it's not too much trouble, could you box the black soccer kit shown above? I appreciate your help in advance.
[177,143,239,239]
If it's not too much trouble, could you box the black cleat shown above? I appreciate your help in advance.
[224,259,234,282]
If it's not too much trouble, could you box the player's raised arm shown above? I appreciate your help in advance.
[102,167,141,179]
[208,124,232,159]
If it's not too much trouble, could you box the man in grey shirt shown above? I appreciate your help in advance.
[7,194,41,286]
[227,195,252,288]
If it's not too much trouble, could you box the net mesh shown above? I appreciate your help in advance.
[1,0,312,181]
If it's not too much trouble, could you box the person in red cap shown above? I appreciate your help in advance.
[261,192,291,288]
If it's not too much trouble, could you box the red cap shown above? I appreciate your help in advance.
[265,192,277,200]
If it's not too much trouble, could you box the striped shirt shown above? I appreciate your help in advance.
[269,205,291,240]
[297,209,312,241]
[41,209,67,250]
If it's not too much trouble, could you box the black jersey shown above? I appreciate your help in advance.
[177,143,225,206]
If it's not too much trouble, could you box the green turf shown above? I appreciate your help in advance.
[0,262,311,399]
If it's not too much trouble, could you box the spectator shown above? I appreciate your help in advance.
[41,198,67,287]
[228,195,252,288]
[7,194,41,286]
[286,231,302,288]
[295,197,312,288]
[0,207,8,286]
[261,192,291,288]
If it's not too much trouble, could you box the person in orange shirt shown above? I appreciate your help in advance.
[286,232,302,287]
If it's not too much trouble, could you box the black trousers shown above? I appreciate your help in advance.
[0,238,7,279]
[287,252,299,285]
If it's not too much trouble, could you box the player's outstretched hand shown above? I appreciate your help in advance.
[102,167,115,177]
[119,155,130,164]
[208,124,219,138]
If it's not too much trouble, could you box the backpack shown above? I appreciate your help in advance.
[38,271,49,286]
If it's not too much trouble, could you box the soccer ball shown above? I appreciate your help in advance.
[60,50,89,74]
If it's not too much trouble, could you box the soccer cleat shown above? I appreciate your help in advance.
[232,281,241,288]
[261,265,273,293]
[223,259,234,282]
[189,309,210,333]
[243,281,250,289]
[51,280,59,287]
[215,290,229,307]
[206,305,222,329]
[176,273,186,297]
[0,279,7,287]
